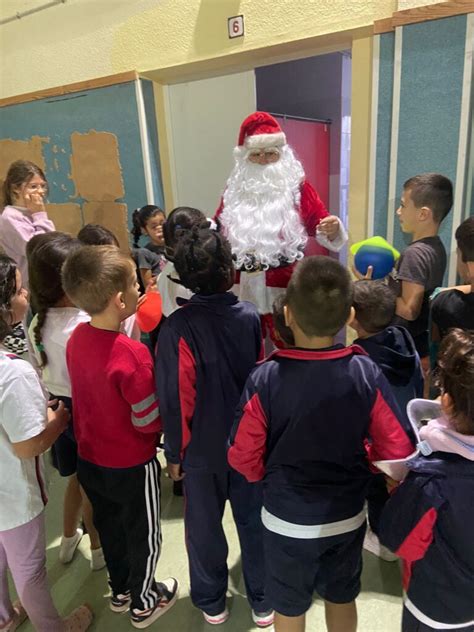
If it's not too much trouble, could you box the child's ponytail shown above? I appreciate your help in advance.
[131,209,143,248]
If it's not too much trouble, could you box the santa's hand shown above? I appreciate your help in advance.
[317,216,340,240]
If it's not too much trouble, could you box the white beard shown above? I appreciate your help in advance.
[220,144,308,270]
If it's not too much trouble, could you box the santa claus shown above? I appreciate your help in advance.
[216,111,347,325]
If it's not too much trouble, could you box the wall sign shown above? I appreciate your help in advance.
[228,15,244,39]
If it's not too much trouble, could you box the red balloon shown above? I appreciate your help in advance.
[136,291,163,333]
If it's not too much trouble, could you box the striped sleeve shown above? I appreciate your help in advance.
[121,356,161,434]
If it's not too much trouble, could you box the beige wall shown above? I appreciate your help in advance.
[0,0,395,99]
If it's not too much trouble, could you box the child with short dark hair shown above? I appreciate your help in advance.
[389,173,453,362]
[229,256,414,632]
[156,228,272,628]
[380,328,474,631]
[351,280,422,560]
[63,245,178,629]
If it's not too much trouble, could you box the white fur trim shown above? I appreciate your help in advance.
[244,132,286,149]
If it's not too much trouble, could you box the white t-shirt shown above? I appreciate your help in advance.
[157,261,192,317]
[28,308,140,397]
[0,350,48,531]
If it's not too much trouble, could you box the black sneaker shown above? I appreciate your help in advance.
[130,577,179,629]
[110,591,131,613]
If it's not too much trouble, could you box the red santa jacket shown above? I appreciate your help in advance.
[215,179,330,289]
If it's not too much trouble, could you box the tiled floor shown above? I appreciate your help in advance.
[11,455,404,631]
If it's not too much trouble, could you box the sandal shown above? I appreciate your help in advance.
[63,604,93,632]
[1,601,28,632]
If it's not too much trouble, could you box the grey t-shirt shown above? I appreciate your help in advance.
[133,247,164,277]
[388,236,446,355]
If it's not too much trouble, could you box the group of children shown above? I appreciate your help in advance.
[0,160,473,632]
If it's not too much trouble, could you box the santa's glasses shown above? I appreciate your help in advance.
[247,148,280,164]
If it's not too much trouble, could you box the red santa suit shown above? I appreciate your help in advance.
[216,112,347,321]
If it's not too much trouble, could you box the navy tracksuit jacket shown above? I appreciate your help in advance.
[380,454,474,629]
[155,292,267,615]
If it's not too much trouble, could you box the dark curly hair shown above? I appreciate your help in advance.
[27,232,82,367]
[436,328,474,435]
[162,207,209,261]
[0,255,19,341]
[173,227,234,295]
[131,205,165,247]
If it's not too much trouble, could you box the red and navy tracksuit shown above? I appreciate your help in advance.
[380,455,474,631]
[228,345,414,616]
[155,292,268,616]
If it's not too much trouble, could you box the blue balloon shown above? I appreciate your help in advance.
[354,245,395,279]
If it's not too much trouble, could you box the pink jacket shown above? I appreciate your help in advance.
[0,205,55,288]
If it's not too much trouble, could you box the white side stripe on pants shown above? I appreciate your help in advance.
[140,460,161,610]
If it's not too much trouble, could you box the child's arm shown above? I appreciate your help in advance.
[228,372,268,482]
[121,350,161,434]
[379,474,442,584]
[366,369,415,462]
[13,402,69,458]
[155,322,196,467]
[3,366,69,459]
[396,280,425,321]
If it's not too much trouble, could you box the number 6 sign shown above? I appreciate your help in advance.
[228,15,244,39]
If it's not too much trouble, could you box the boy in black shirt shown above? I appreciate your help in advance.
[388,173,453,365]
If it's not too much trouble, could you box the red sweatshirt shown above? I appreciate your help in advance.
[66,323,161,468]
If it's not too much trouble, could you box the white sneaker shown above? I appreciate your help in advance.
[364,527,398,562]
[59,528,83,564]
[90,546,106,571]
[202,607,229,625]
[252,609,275,627]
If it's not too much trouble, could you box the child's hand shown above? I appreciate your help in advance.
[351,264,373,281]
[167,462,185,481]
[47,400,70,432]
[23,190,46,214]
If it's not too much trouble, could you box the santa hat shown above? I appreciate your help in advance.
[237,111,287,150]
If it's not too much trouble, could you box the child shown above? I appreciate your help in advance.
[0,160,55,288]
[156,228,272,627]
[352,280,422,560]
[430,216,474,341]
[352,281,423,435]
[228,256,414,632]
[158,206,209,316]
[27,232,104,570]
[0,254,92,632]
[389,173,453,365]
[62,245,178,629]
[379,328,474,631]
[131,204,167,257]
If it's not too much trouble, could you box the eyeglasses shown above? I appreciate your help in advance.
[248,149,281,164]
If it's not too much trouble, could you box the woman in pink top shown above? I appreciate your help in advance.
[0,160,55,289]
